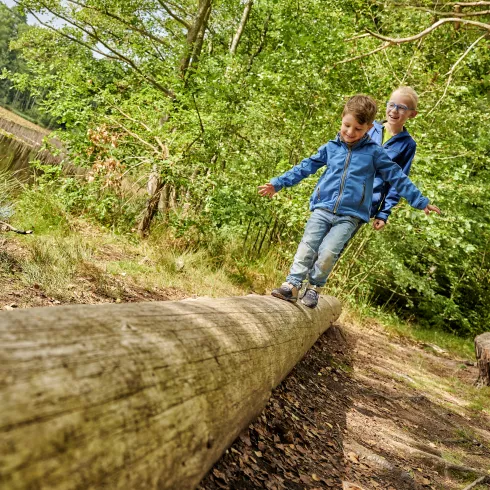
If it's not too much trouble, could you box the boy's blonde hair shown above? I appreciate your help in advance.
[392,86,418,110]
[342,95,377,125]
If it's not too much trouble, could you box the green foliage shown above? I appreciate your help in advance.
[3,0,490,334]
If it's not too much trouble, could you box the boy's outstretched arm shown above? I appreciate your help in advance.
[425,204,441,215]
[374,147,442,216]
[259,144,329,198]
[258,183,277,198]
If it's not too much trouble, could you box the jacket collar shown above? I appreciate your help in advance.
[335,132,372,149]
[372,120,409,140]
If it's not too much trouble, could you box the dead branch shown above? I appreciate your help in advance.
[107,117,161,154]
[390,3,490,16]
[0,221,33,235]
[427,33,487,115]
[461,475,490,490]
[367,18,490,44]
[345,33,370,41]
[441,1,490,5]
[333,41,391,66]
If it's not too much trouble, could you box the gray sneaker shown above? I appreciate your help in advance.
[271,282,298,302]
[301,285,320,308]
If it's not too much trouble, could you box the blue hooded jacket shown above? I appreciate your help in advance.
[368,121,417,221]
[270,133,428,223]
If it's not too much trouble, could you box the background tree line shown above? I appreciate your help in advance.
[2,0,489,335]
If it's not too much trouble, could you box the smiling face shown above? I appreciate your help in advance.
[386,90,418,130]
[340,113,373,145]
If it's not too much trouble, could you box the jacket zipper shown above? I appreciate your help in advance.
[333,147,352,213]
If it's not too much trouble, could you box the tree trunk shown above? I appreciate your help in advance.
[475,332,490,387]
[0,295,341,490]
[181,0,213,76]
[230,0,254,54]
[138,168,164,237]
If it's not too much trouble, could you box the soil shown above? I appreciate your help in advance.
[198,321,490,490]
[1,234,489,490]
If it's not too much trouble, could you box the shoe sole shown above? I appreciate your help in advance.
[271,291,298,302]
[301,300,317,308]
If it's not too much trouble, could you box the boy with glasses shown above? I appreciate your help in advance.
[258,94,440,308]
[370,86,419,231]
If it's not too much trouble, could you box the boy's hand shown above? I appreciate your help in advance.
[258,183,277,198]
[373,219,386,231]
[424,204,441,215]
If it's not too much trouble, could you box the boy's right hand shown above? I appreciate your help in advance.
[424,204,441,215]
[258,183,277,198]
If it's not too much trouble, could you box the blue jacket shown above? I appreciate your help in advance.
[369,121,417,221]
[270,133,429,223]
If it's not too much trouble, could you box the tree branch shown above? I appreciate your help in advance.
[65,0,172,48]
[106,117,161,154]
[366,18,490,44]
[0,220,33,234]
[390,4,490,17]
[26,1,176,98]
[155,0,191,28]
[427,33,488,115]
[333,41,391,66]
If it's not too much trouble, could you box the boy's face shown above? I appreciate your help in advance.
[386,91,418,127]
[340,114,373,145]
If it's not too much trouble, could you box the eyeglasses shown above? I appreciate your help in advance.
[386,101,415,113]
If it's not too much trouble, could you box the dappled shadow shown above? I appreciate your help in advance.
[336,321,490,490]
[198,324,356,489]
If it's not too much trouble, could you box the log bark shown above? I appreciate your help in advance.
[475,332,490,386]
[0,294,341,490]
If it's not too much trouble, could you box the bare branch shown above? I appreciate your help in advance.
[367,17,490,43]
[427,33,488,115]
[107,116,161,154]
[444,1,490,6]
[333,41,391,66]
[246,12,271,72]
[155,0,191,28]
[391,4,490,17]
[345,33,370,42]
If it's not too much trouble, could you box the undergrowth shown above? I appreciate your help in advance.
[3,178,478,360]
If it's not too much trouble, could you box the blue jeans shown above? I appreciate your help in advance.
[286,209,360,288]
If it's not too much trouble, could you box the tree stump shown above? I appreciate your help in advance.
[0,294,341,490]
[475,333,490,387]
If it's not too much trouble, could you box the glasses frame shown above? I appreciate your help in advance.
[386,101,415,113]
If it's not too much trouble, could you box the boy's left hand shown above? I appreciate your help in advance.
[258,183,277,198]
[373,219,385,231]
[424,204,441,215]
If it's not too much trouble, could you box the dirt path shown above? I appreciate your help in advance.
[199,317,490,490]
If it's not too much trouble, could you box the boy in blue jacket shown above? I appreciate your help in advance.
[258,95,440,308]
[370,86,419,231]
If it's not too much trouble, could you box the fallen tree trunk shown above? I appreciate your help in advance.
[475,332,490,387]
[0,294,341,490]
